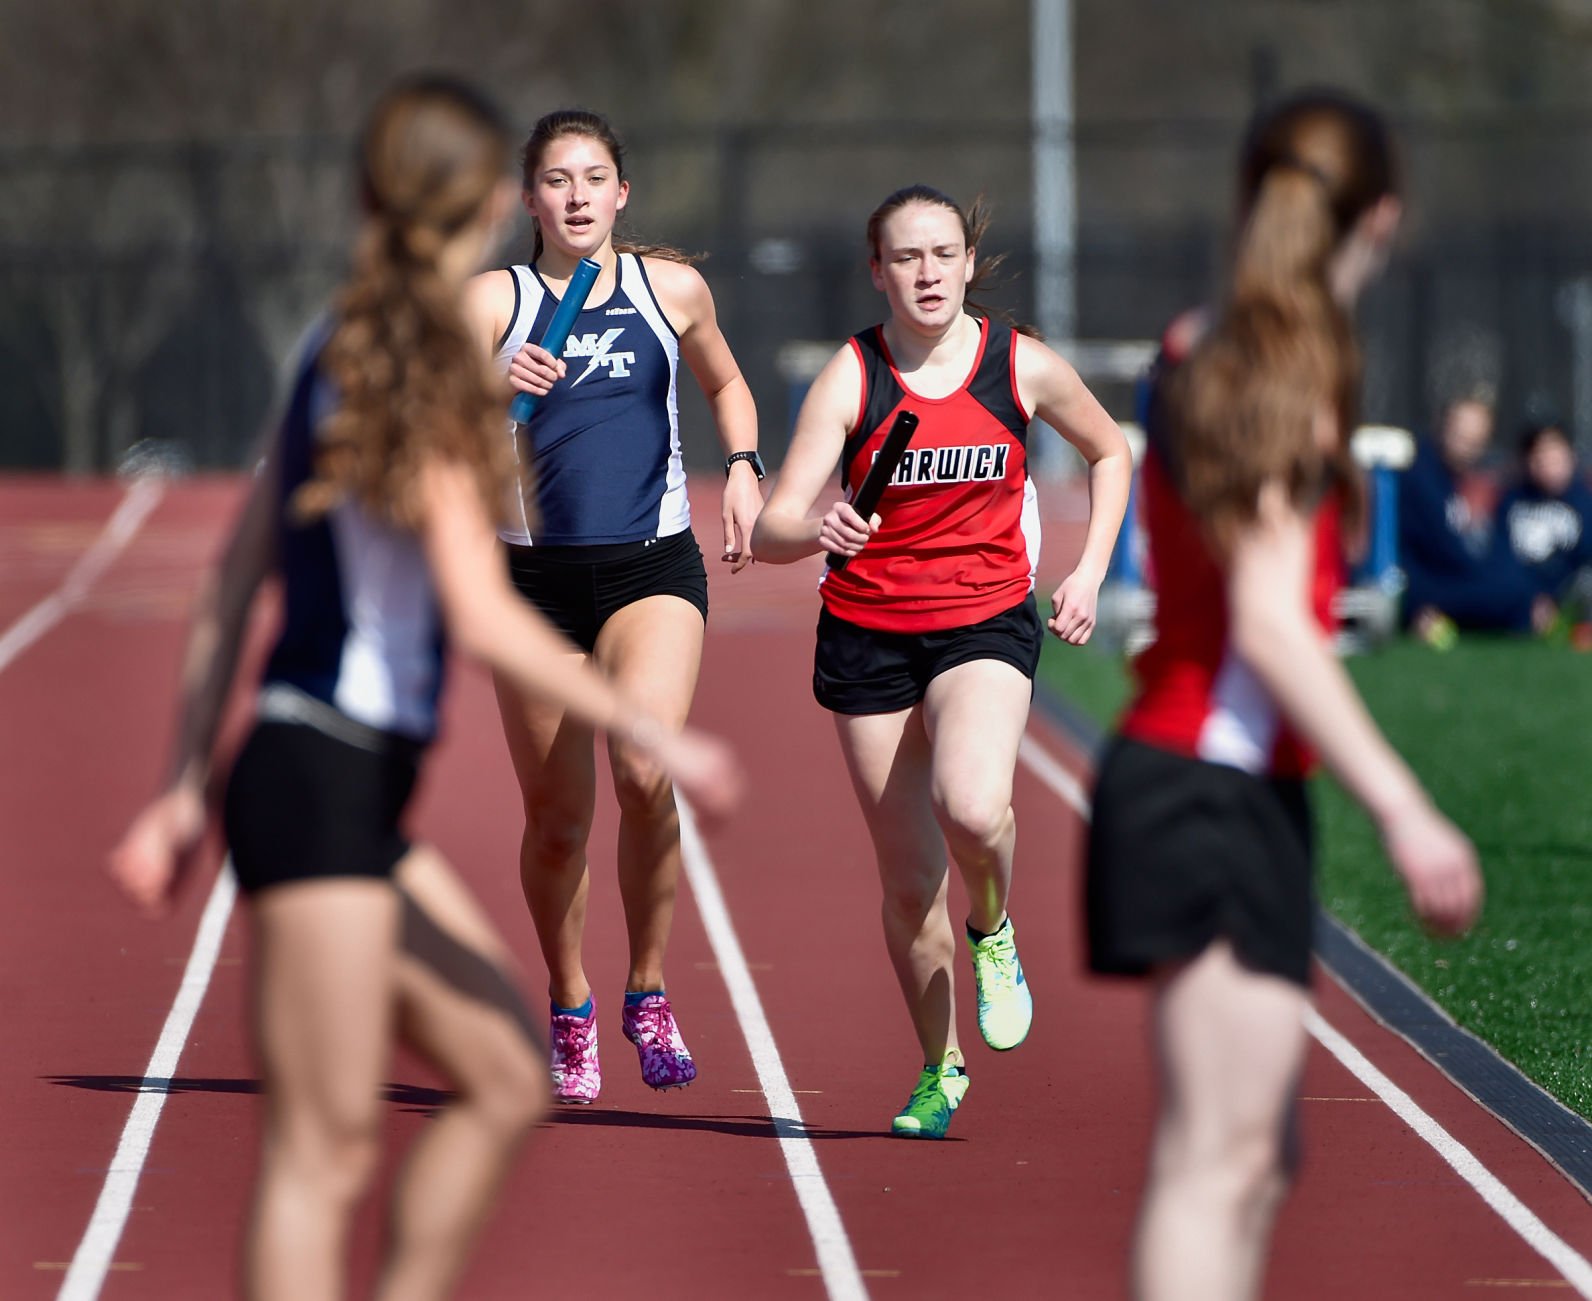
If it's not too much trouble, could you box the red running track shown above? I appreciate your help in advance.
[3,474,1590,1299]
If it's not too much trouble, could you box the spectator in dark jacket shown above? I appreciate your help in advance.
[1399,396,1541,641]
[1498,421,1592,646]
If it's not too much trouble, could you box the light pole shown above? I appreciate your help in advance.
[1030,0,1075,476]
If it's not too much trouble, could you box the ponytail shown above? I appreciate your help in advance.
[1167,92,1392,553]
[293,77,517,532]
[961,195,1041,339]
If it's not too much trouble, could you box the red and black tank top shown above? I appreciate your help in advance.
[818,316,1040,633]
[1120,319,1344,778]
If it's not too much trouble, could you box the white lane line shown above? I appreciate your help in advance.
[0,477,165,675]
[1307,1013,1592,1299]
[1016,728,1592,1295]
[58,864,238,1301]
[677,797,868,1301]
[1017,733,1092,817]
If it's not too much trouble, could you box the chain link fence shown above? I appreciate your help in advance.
[6,120,1592,474]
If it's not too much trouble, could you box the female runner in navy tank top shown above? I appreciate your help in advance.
[1084,92,1481,1299]
[464,109,762,1104]
[754,186,1132,1138]
[108,77,740,1299]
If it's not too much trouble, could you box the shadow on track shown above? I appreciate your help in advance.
[44,1076,896,1140]
[543,1107,888,1141]
[44,1074,449,1112]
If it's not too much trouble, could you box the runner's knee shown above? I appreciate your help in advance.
[610,754,675,818]
[270,1108,383,1206]
[522,806,593,867]
[932,787,1013,853]
[879,872,945,927]
[463,1038,550,1136]
[1162,1120,1289,1214]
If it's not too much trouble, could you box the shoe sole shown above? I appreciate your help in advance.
[626,1030,697,1092]
[554,1095,598,1105]
[892,1085,965,1139]
[639,1062,698,1092]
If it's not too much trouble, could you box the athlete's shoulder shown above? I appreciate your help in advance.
[635,255,715,338]
[463,268,519,343]
[841,324,893,387]
[1009,322,1080,405]
[847,321,887,350]
[465,267,518,310]
[637,253,709,302]
[281,313,336,413]
[1009,324,1060,368]
[799,335,869,430]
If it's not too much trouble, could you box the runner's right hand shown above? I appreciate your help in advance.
[817,502,879,559]
[108,784,207,919]
[508,342,566,398]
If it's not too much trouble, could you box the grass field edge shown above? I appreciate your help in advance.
[1315,912,1592,1203]
[1029,677,1592,1206]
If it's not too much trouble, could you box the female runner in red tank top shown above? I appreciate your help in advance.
[754,186,1132,1138]
[1085,92,1482,1300]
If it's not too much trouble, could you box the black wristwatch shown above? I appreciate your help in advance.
[725,450,766,480]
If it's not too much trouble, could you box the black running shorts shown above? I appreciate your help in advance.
[813,596,1044,716]
[1085,735,1316,988]
[224,717,421,896]
[505,529,709,654]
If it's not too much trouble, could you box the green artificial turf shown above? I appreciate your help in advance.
[1036,635,1592,1119]
[1039,639,1134,733]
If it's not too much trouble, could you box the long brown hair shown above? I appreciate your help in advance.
[865,185,1039,337]
[1166,90,1395,552]
[521,109,700,265]
[295,75,514,530]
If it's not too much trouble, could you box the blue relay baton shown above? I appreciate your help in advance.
[509,256,602,424]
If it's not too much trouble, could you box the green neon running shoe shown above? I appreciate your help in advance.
[890,1059,970,1139]
[967,916,1032,1051]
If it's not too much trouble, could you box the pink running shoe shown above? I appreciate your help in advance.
[549,998,601,1104]
[621,993,697,1090]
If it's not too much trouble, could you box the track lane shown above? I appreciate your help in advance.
[75,488,852,1298]
[1,481,247,1298]
[14,476,1592,1299]
[1016,715,1592,1297]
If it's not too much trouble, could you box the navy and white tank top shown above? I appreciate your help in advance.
[493,253,689,546]
[261,328,447,744]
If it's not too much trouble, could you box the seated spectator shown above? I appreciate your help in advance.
[1399,396,1542,643]
[1498,420,1592,647]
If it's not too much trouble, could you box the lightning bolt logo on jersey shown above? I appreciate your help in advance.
[566,328,637,385]
[819,318,1042,634]
[492,253,688,547]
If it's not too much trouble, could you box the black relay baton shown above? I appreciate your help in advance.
[826,409,920,571]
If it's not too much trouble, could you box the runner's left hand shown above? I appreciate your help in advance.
[721,465,764,573]
[1048,571,1099,645]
